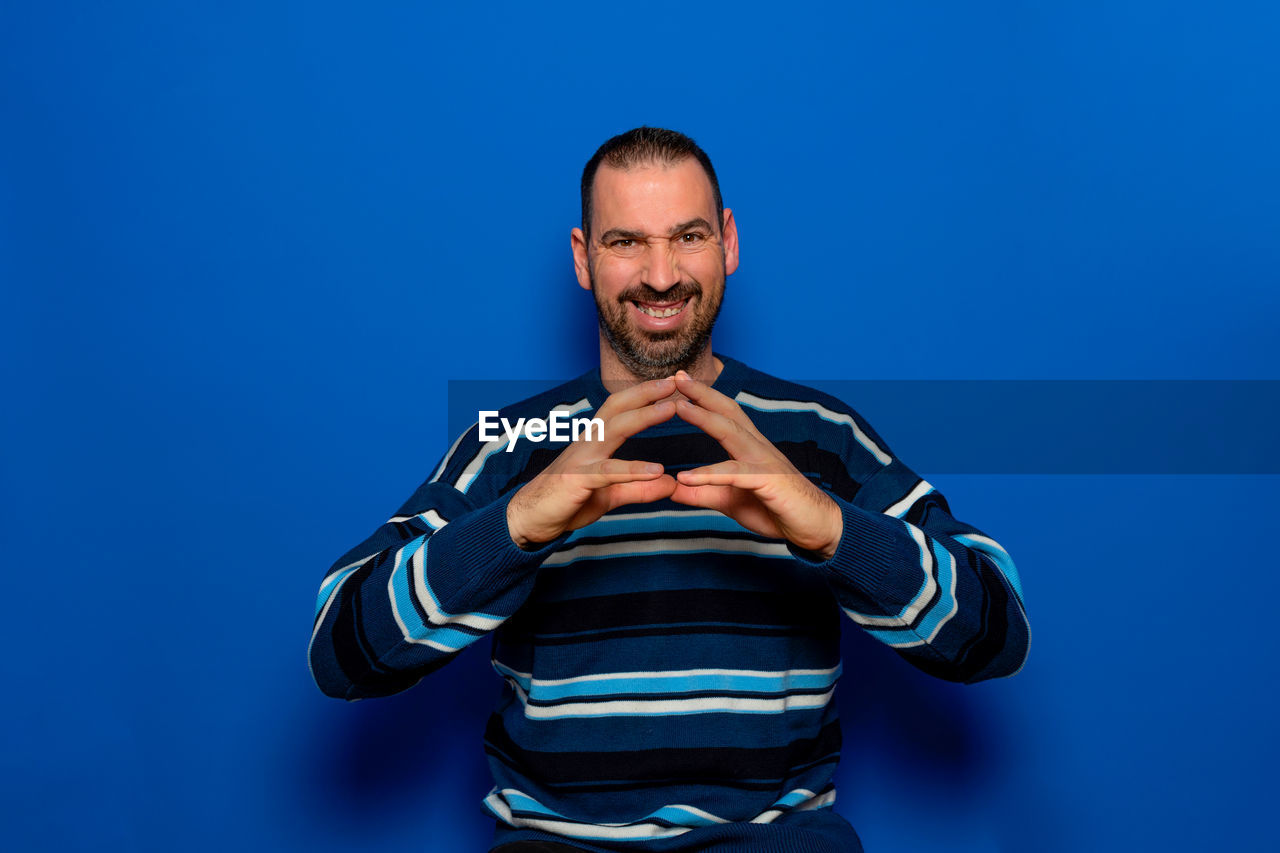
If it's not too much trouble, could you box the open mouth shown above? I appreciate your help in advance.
[633,298,689,319]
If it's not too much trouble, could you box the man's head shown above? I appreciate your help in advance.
[572,127,739,381]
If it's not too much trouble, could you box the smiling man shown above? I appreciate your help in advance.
[309,127,1030,853]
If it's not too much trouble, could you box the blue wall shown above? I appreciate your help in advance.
[4,2,1277,851]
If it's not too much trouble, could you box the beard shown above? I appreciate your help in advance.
[592,272,725,381]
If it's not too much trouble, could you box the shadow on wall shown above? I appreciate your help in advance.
[834,624,994,792]
[293,642,501,847]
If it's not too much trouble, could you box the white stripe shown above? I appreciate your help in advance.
[452,397,593,494]
[387,508,449,527]
[384,537,460,650]
[513,685,835,719]
[484,791,693,841]
[735,391,892,465]
[884,479,934,518]
[409,539,505,632]
[453,437,511,495]
[882,548,959,648]
[428,423,476,484]
[842,525,936,628]
[797,788,838,811]
[387,544,461,653]
[318,554,374,591]
[486,786,833,839]
[749,788,836,824]
[543,536,790,567]
[492,661,841,687]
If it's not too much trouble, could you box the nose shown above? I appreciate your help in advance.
[642,240,680,292]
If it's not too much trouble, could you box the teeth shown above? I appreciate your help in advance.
[638,302,684,318]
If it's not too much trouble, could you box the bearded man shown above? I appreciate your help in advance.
[309,127,1030,853]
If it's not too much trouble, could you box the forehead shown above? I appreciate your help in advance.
[591,159,718,234]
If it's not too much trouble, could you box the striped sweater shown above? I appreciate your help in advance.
[308,355,1030,852]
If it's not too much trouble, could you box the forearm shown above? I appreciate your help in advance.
[796,491,1030,684]
[308,490,563,700]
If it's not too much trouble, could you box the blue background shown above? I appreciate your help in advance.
[3,2,1277,851]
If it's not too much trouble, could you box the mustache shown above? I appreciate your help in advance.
[618,281,702,304]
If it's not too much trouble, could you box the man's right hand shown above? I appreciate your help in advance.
[505,378,679,549]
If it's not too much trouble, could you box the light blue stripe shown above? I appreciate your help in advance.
[770,789,814,809]
[523,703,825,721]
[551,544,789,567]
[501,791,723,829]
[649,804,722,827]
[497,664,842,702]
[841,520,935,624]
[864,540,957,646]
[397,534,507,624]
[954,533,1024,600]
[566,511,750,543]
[911,540,958,640]
[315,566,359,616]
[388,536,485,652]
[502,790,562,817]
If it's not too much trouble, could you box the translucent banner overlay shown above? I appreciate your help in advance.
[448,380,1280,474]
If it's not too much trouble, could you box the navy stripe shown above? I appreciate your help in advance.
[484,715,842,786]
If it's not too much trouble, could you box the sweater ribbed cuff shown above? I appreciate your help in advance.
[788,494,914,597]
[434,490,569,594]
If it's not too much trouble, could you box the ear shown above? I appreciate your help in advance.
[721,208,739,276]
[571,227,592,291]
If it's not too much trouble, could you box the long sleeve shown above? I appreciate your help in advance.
[795,452,1030,684]
[307,439,566,701]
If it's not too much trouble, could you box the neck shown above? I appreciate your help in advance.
[598,337,723,394]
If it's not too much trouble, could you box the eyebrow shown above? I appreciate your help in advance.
[597,218,717,244]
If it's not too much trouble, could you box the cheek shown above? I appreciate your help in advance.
[593,261,638,297]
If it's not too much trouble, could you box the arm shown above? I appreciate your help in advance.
[668,371,1029,685]
[309,378,687,700]
[795,456,1030,684]
[307,465,563,701]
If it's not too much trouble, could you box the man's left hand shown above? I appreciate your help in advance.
[669,371,844,561]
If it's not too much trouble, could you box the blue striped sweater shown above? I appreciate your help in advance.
[308,355,1030,852]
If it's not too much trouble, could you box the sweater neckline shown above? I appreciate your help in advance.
[582,353,749,413]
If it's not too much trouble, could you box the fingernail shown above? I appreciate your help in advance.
[644,463,662,474]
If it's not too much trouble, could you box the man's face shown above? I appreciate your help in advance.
[572,158,739,380]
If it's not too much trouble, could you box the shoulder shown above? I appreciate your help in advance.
[724,356,896,469]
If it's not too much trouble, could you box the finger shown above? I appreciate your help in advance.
[675,460,767,490]
[575,457,667,489]
[600,475,678,510]
[674,399,760,459]
[673,371,761,435]
[595,377,677,422]
[669,483,784,539]
[588,399,677,458]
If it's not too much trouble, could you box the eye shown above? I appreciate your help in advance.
[679,232,706,244]
[611,239,635,249]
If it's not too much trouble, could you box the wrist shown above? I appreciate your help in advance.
[817,496,843,561]
[505,493,535,551]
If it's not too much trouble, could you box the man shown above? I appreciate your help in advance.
[309,127,1030,852]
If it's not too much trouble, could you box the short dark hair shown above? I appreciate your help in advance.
[580,127,724,238]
